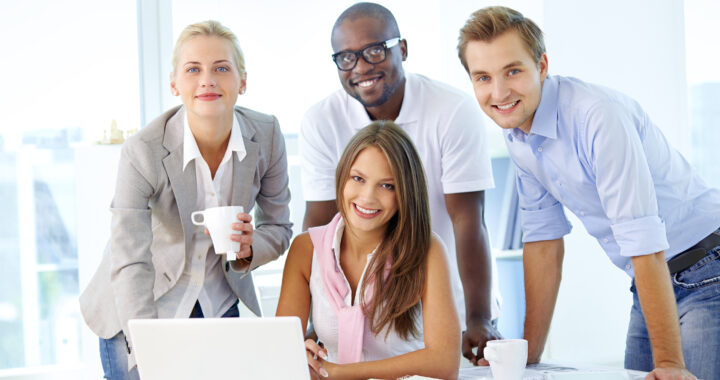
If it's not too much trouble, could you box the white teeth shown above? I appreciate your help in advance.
[358,79,376,88]
[497,101,518,110]
[355,204,379,214]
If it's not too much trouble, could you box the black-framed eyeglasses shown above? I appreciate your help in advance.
[331,37,401,71]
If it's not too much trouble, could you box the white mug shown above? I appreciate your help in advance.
[483,339,527,380]
[191,205,244,261]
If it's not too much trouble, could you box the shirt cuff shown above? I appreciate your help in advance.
[521,203,572,243]
[301,183,336,202]
[611,216,669,257]
[443,177,496,194]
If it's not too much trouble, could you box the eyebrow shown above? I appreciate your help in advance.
[350,169,395,182]
[470,60,524,76]
[183,60,232,66]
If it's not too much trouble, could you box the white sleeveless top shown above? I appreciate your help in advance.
[309,219,424,362]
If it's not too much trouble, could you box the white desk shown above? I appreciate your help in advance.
[459,363,647,379]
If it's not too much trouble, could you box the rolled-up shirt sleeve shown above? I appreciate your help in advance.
[515,162,572,243]
[585,100,669,257]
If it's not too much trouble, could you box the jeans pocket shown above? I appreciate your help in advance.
[672,247,720,289]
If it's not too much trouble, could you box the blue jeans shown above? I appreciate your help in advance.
[99,300,239,380]
[625,245,720,379]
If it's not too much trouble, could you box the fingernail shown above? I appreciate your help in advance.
[319,351,327,360]
[320,368,329,377]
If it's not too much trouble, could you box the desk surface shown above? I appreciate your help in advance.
[459,363,647,379]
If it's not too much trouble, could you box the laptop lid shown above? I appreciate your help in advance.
[128,317,310,380]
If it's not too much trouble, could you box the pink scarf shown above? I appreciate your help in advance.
[308,213,375,364]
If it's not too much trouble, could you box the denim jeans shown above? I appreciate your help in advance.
[625,245,720,380]
[99,300,239,380]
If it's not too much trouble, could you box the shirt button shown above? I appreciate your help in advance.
[579,211,585,216]
[603,238,609,243]
[625,264,631,270]
[537,146,543,152]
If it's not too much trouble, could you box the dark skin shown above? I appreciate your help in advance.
[304,13,499,364]
[445,191,501,365]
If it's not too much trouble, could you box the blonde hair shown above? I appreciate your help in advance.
[335,121,430,340]
[458,6,545,72]
[171,20,245,75]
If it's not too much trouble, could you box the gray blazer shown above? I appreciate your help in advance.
[80,105,292,346]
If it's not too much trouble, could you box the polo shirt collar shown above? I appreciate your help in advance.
[346,73,416,131]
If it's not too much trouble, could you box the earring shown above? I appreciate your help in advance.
[172,89,179,96]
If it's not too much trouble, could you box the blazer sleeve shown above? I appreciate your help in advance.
[108,137,159,348]
[234,115,292,273]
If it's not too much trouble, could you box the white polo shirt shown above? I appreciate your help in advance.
[300,73,500,324]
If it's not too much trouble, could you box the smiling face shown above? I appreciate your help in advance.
[341,145,398,236]
[464,30,548,133]
[331,16,406,113]
[170,35,246,121]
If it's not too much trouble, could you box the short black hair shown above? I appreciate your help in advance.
[332,2,400,40]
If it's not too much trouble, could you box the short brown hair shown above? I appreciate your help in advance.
[335,121,430,340]
[457,6,545,72]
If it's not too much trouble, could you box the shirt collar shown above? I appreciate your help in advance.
[331,216,345,266]
[182,110,246,171]
[524,75,559,139]
[330,216,377,270]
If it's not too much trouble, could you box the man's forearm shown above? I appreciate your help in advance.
[456,222,493,320]
[631,251,685,369]
[302,200,337,231]
[522,239,564,363]
[445,192,492,321]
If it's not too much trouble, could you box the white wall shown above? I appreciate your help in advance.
[540,0,688,366]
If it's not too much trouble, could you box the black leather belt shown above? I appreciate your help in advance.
[667,228,720,274]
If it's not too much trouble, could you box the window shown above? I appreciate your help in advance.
[685,0,720,188]
[0,1,139,373]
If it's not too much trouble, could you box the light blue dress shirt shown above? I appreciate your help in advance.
[506,75,720,277]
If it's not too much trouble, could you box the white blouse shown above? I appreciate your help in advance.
[309,218,425,362]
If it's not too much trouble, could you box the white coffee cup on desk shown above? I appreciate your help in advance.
[483,339,527,380]
[191,205,244,261]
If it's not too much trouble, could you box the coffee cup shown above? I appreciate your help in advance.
[483,339,527,380]
[191,205,244,261]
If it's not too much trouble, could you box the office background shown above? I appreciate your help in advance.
[0,0,718,378]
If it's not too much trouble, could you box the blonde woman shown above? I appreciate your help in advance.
[276,121,460,380]
[80,21,291,379]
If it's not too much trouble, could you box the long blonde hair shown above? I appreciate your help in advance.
[335,121,431,339]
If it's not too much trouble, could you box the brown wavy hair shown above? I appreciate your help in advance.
[335,121,431,340]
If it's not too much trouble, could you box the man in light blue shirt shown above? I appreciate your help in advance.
[458,6,720,380]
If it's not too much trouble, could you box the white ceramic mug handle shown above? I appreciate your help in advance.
[191,211,205,226]
[483,346,499,362]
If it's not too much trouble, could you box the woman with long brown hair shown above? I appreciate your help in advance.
[276,121,460,379]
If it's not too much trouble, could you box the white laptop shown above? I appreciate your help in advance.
[128,317,310,380]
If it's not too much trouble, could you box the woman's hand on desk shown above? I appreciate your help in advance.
[305,338,330,378]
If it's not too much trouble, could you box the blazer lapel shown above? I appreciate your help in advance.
[231,110,258,208]
[162,108,198,250]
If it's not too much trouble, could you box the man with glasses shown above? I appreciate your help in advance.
[300,2,502,365]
